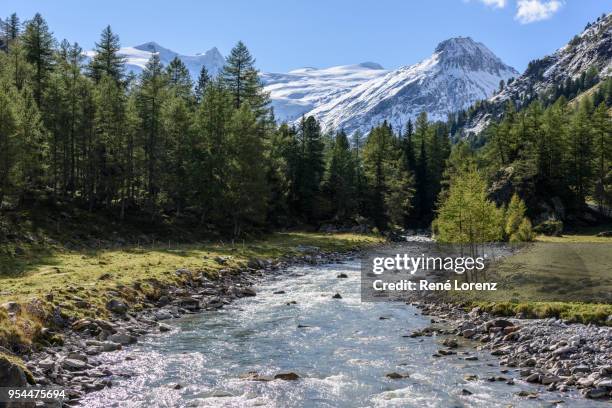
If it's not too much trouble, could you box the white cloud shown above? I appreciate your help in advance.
[515,0,563,24]
[479,0,507,8]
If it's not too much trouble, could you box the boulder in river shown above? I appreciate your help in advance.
[386,372,409,379]
[274,372,300,381]
[332,293,342,299]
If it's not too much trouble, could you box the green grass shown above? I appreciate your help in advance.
[442,239,612,325]
[0,232,382,351]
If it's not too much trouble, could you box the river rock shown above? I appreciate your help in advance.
[106,299,128,314]
[332,293,342,299]
[154,310,173,321]
[442,338,458,348]
[62,358,86,371]
[583,387,608,399]
[107,332,137,345]
[274,372,300,381]
[337,273,348,278]
[239,287,257,297]
[158,323,172,332]
[386,372,409,379]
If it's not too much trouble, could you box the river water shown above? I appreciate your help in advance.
[80,259,604,407]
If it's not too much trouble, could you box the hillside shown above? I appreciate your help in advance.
[460,13,612,137]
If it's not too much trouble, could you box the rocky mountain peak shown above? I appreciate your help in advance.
[434,37,516,74]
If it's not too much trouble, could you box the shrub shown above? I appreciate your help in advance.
[534,219,563,236]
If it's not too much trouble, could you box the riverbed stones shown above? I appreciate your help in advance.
[337,273,348,278]
[332,293,342,299]
[442,338,459,348]
[416,300,612,400]
[62,358,87,371]
[107,332,137,345]
[239,287,256,297]
[106,299,128,314]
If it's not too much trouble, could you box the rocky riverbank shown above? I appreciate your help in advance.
[410,300,612,401]
[2,248,354,407]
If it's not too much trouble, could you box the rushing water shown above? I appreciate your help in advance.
[81,259,604,408]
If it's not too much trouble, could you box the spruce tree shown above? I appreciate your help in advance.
[88,25,125,84]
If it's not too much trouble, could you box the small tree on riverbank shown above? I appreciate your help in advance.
[433,166,504,252]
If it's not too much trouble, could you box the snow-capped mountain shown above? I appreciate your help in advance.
[303,37,518,135]
[85,41,225,79]
[261,62,388,122]
[461,13,612,136]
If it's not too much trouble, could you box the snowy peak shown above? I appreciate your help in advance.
[262,62,389,122]
[434,37,514,74]
[296,37,518,135]
[106,42,226,79]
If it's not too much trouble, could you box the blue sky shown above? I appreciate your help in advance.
[3,0,609,73]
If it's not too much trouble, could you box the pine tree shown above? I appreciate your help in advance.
[591,102,611,213]
[325,130,356,222]
[0,79,17,203]
[13,85,48,194]
[88,25,125,84]
[160,94,192,215]
[194,65,210,103]
[402,119,415,173]
[22,13,55,105]
[221,41,269,116]
[413,112,430,223]
[2,13,21,51]
[190,80,234,223]
[567,100,594,206]
[166,57,193,101]
[93,74,126,209]
[136,53,167,202]
[362,122,409,229]
[226,104,269,236]
[294,116,325,221]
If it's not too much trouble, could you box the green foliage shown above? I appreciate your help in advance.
[505,194,533,242]
[221,41,269,116]
[434,166,504,247]
[87,25,125,84]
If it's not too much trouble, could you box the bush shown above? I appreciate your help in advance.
[534,219,563,236]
